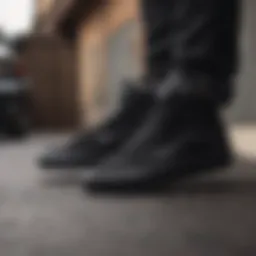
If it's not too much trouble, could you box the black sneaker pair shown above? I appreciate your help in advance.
[39,78,232,191]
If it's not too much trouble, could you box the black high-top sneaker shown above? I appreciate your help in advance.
[84,74,232,191]
[38,82,155,170]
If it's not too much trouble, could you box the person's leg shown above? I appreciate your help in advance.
[218,0,241,103]
[158,0,241,103]
[141,0,240,101]
[140,0,172,80]
[85,0,241,190]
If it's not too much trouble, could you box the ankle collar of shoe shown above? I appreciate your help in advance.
[154,69,224,103]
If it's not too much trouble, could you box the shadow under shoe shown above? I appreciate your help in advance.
[85,98,232,192]
[38,83,155,170]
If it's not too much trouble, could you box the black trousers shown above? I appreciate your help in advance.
[141,0,241,102]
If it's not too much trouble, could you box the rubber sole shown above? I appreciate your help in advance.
[84,158,232,194]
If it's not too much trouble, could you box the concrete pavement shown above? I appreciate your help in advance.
[0,127,256,256]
